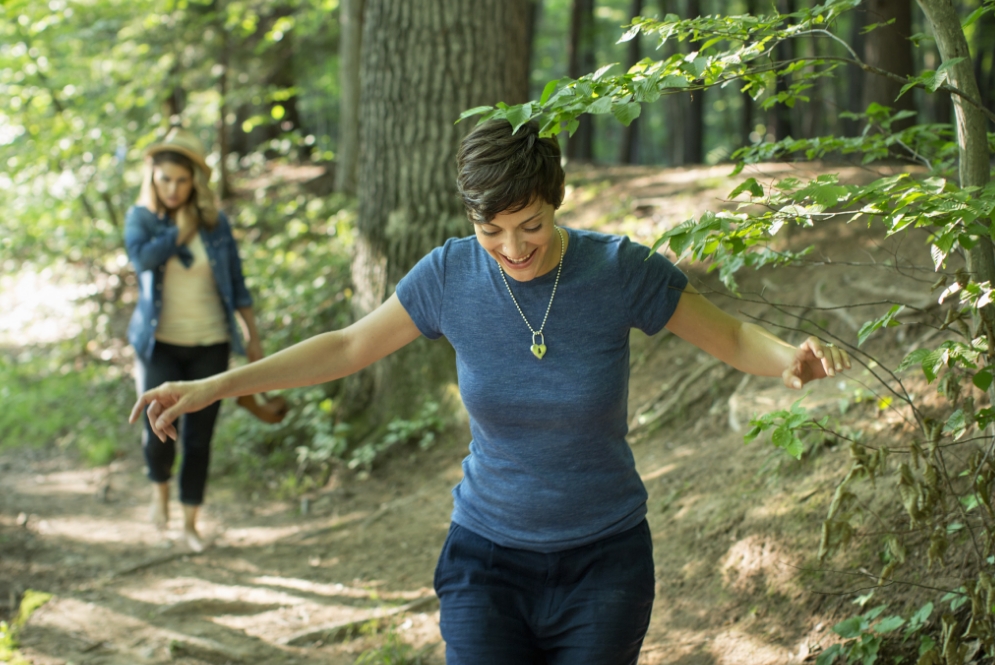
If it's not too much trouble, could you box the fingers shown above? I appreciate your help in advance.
[782,366,803,390]
[129,393,152,424]
[145,400,177,442]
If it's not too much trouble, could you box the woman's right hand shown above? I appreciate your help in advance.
[175,204,199,244]
[129,378,219,441]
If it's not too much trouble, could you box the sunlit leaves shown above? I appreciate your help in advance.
[745,397,826,460]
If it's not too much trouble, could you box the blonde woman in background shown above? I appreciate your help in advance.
[124,128,263,551]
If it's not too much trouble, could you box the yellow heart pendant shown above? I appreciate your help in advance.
[530,343,547,359]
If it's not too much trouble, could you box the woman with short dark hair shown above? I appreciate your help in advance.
[130,119,849,662]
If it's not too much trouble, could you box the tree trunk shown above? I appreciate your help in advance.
[683,0,704,164]
[216,10,232,200]
[619,0,644,164]
[336,0,364,195]
[842,4,866,136]
[656,0,683,165]
[567,0,596,162]
[770,0,796,141]
[863,0,916,131]
[347,0,532,420]
[915,0,995,339]
[973,8,995,129]
[740,0,757,147]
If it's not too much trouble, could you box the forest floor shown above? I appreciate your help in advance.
[2,159,951,664]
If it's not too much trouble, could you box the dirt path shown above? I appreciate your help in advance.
[2,163,935,663]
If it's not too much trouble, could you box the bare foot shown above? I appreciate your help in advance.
[182,504,206,552]
[184,527,205,553]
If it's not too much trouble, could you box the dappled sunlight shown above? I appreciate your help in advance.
[720,535,799,597]
[216,510,372,547]
[252,575,431,601]
[117,576,305,608]
[640,463,678,482]
[0,265,98,347]
[11,468,105,497]
[709,627,795,664]
[28,513,161,547]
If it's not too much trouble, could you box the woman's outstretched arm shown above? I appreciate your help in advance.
[665,284,850,388]
[129,293,422,440]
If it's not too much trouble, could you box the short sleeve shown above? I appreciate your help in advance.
[395,242,449,340]
[616,236,688,335]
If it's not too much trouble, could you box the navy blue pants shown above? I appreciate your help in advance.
[137,341,229,506]
[434,520,655,665]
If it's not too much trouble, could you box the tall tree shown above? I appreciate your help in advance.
[770,0,796,141]
[619,0,644,164]
[567,0,597,162]
[683,0,704,164]
[862,0,916,130]
[336,0,364,195]
[349,0,532,417]
[842,4,866,136]
[740,0,757,147]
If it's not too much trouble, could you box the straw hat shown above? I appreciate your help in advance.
[144,127,211,179]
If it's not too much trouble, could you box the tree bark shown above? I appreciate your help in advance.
[619,0,644,164]
[347,0,532,419]
[770,0,796,141]
[336,0,364,195]
[567,0,596,162]
[683,0,705,164]
[862,0,916,131]
[915,0,995,336]
[740,0,757,147]
[842,4,866,136]
[216,8,232,199]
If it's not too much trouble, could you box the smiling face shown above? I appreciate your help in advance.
[474,198,565,282]
[151,161,194,211]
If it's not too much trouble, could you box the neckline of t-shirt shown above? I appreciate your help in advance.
[487,225,575,288]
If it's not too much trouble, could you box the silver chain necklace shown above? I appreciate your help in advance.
[497,226,565,360]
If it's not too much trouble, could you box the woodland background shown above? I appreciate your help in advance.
[4,0,995,663]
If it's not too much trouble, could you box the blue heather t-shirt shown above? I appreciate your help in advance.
[395,227,687,552]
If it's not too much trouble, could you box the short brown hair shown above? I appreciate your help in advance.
[456,119,564,224]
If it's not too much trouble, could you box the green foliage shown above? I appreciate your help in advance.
[353,624,431,665]
[348,401,451,471]
[0,590,53,665]
[0,350,133,465]
[514,2,995,660]
[745,397,827,460]
[815,598,908,665]
[0,0,339,270]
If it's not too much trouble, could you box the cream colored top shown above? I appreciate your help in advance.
[154,233,230,346]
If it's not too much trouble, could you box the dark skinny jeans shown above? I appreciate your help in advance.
[138,341,229,505]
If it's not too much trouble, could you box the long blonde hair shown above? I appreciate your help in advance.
[136,151,219,230]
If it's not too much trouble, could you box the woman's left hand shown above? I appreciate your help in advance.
[783,336,851,390]
[246,338,264,364]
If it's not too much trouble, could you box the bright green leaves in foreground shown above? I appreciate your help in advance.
[459,0,867,137]
[745,398,827,460]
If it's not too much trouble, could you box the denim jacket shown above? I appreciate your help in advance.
[124,205,253,362]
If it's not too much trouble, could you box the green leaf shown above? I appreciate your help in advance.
[962,5,991,29]
[857,305,904,346]
[539,79,560,106]
[661,75,690,89]
[833,616,865,639]
[611,101,641,126]
[588,96,613,114]
[506,103,533,133]
[457,105,495,123]
[873,616,905,634]
[729,178,764,199]
[592,63,617,80]
[771,425,793,449]
[973,367,993,391]
[816,644,843,665]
